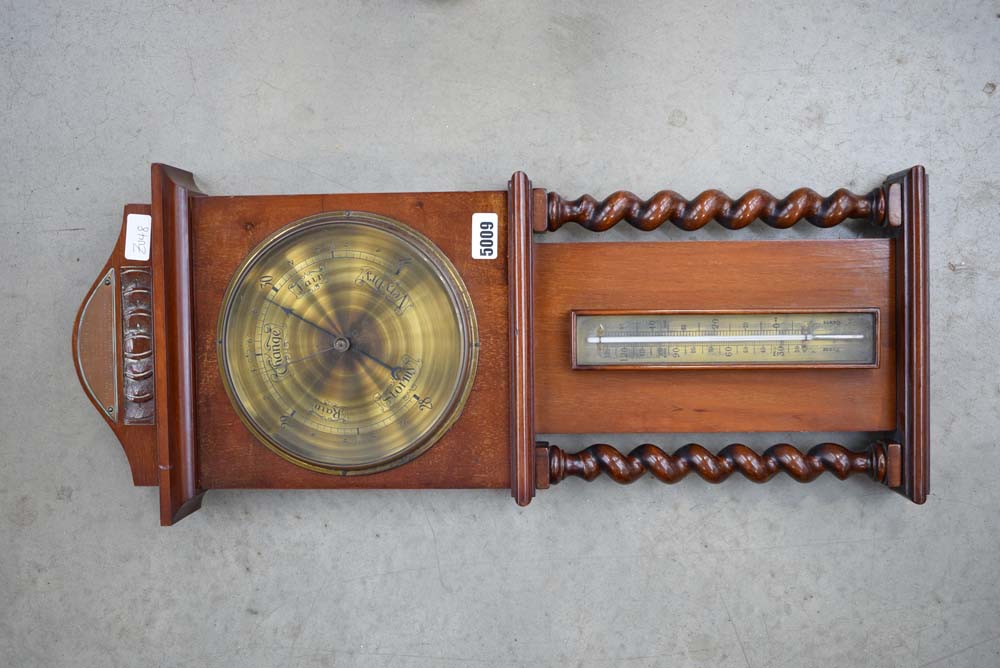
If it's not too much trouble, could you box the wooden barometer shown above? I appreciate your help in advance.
[73,164,928,525]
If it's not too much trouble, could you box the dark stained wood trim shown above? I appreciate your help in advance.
[508,172,536,505]
[151,164,206,525]
[545,441,888,485]
[531,188,548,233]
[885,165,929,503]
[545,183,886,232]
[886,441,903,488]
[534,442,551,490]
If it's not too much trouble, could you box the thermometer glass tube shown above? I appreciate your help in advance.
[573,310,878,369]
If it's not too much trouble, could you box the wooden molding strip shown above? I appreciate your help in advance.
[508,172,536,505]
[886,165,929,503]
[151,163,206,525]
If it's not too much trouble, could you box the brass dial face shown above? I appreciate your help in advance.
[218,212,478,474]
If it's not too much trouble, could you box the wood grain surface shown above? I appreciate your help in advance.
[190,189,512,490]
[507,172,536,505]
[151,164,205,523]
[887,165,929,503]
[533,239,896,434]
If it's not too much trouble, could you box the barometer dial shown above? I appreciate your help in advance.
[218,212,478,474]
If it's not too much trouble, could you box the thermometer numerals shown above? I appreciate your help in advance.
[574,310,878,369]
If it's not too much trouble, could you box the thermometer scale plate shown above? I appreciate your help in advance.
[573,309,878,370]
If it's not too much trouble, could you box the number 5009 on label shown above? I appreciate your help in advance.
[471,213,498,260]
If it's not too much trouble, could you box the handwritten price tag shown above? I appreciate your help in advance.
[124,214,152,261]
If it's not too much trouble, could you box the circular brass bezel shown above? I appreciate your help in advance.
[216,211,479,475]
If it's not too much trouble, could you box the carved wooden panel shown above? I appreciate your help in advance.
[121,266,154,424]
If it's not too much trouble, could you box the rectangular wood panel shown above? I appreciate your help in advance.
[190,190,512,489]
[533,239,896,434]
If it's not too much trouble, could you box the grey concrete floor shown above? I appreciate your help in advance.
[3,1,999,667]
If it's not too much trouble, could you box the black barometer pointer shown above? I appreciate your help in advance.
[264,295,402,378]
[353,347,404,379]
[264,294,343,339]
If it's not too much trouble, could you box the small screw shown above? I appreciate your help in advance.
[104,278,111,285]
[106,406,114,413]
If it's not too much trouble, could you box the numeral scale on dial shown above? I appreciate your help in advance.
[247,251,429,439]
[215,213,474,476]
[71,164,927,525]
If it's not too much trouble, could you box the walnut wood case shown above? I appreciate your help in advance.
[73,164,928,525]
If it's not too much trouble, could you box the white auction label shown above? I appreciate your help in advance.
[471,212,499,260]
[124,213,152,261]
